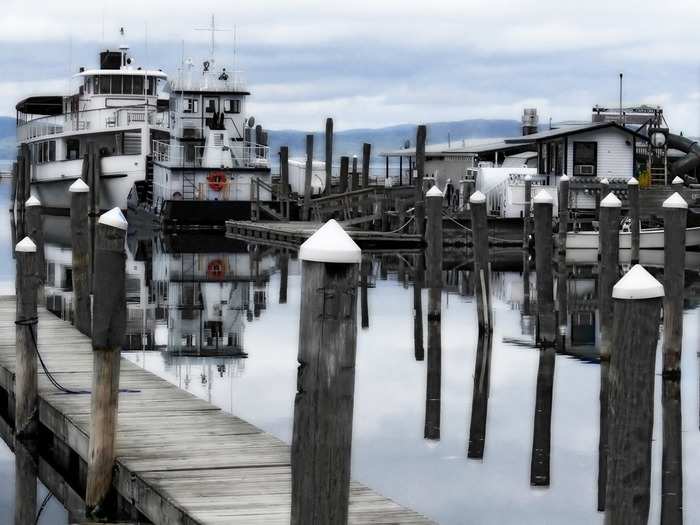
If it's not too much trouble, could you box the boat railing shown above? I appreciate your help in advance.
[170,70,247,93]
[152,139,270,169]
[17,104,170,142]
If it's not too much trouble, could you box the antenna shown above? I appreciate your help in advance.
[619,73,623,124]
[195,14,232,61]
[145,22,149,66]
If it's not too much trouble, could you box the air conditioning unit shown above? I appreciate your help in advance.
[574,165,595,176]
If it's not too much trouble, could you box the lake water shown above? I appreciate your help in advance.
[1,182,699,524]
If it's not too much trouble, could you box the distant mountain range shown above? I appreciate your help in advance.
[0,115,521,162]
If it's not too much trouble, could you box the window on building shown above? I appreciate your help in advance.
[572,142,597,176]
[205,98,217,113]
[224,99,240,113]
[183,98,199,113]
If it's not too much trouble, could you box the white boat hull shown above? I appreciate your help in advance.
[30,155,146,212]
[566,227,700,250]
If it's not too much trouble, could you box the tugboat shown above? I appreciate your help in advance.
[15,31,169,213]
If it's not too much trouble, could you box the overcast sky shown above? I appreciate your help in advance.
[2,0,700,134]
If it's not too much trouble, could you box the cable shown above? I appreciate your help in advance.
[387,215,415,234]
[441,212,516,244]
[15,317,140,395]
[34,492,52,525]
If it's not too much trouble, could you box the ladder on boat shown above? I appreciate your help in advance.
[182,171,197,201]
[251,177,285,221]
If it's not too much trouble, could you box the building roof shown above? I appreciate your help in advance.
[380,137,528,158]
[75,69,168,79]
[504,121,647,144]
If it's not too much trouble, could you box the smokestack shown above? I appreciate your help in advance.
[522,108,539,136]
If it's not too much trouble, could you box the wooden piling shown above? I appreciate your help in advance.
[598,193,621,360]
[467,332,493,459]
[279,252,289,305]
[70,179,91,336]
[470,191,492,333]
[523,174,532,249]
[339,156,349,194]
[557,174,569,254]
[530,346,555,486]
[414,126,426,237]
[425,187,443,441]
[85,208,128,512]
[413,253,425,361]
[627,177,640,264]
[605,265,664,525]
[325,118,333,195]
[598,360,610,511]
[661,193,687,377]
[361,143,371,189]
[533,190,555,346]
[351,156,359,191]
[661,377,683,525]
[303,135,313,221]
[23,196,45,284]
[360,257,370,329]
[671,175,684,190]
[291,220,360,525]
[280,146,290,219]
[14,236,39,439]
[14,438,38,525]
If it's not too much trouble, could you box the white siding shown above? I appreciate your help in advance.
[566,128,635,179]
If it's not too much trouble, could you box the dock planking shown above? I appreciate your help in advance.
[0,296,433,524]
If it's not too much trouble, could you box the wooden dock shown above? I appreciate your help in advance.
[0,296,433,524]
[226,220,423,249]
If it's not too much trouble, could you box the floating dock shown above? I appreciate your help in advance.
[0,296,433,524]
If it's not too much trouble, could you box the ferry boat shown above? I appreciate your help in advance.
[16,41,169,214]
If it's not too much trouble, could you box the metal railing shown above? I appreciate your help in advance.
[152,139,269,169]
[17,104,170,142]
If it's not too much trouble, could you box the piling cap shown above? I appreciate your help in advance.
[299,219,361,264]
[25,195,41,207]
[600,193,621,208]
[612,264,664,300]
[533,189,553,204]
[426,185,443,198]
[672,176,684,185]
[69,178,89,193]
[469,191,486,204]
[15,236,37,253]
[524,174,532,182]
[662,192,688,209]
[98,207,128,230]
[599,177,609,185]
[627,177,639,186]
[560,174,570,182]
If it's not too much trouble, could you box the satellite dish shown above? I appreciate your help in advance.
[203,60,210,72]
[247,116,255,128]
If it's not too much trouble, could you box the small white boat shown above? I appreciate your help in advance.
[565,248,700,268]
[566,226,700,250]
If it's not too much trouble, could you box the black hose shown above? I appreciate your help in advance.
[667,134,700,180]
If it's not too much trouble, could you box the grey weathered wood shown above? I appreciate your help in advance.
[278,253,289,305]
[413,253,425,361]
[291,259,359,525]
[605,294,662,525]
[424,190,443,441]
[598,203,619,360]
[662,201,686,376]
[280,146,290,220]
[414,126,426,237]
[14,246,39,439]
[470,198,491,332]
[628,180,640,264]
[534,197,555,346]
[23,202,45,284]
[523,177,532,249]
[598,360,610,511]
[14,437,38,525]
[361,143,371,189]
[351,156,359,192]
[339,156,349,194]
[303,135,314,221]
[325,118,333,196]
[558,176,569,254]
[86,220,127,512]
[467,332,492,459]
[530,346,555,486]
[661,378,683,525]
[360,257,370,329]
[71,184,91,336]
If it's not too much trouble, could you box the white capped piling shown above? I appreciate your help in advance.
[557,174,570,254]
[292,220,361,525]
[425,187,443,441]
[14,236,39,440]
[533,189,555,346]
[86,207,128,512]
[598,192,621,359]
[70,179,91,336]
[23,195,45,284]
[606,265,664,525]
[303,135,313,220]
[470,191,492,332]
[325,118,333,195]
[523,174,532,249]
[280,146,290,219]
[662,192,687,377]
[671,175,684,189]
[627,177,640,264]
[414,126,427,237]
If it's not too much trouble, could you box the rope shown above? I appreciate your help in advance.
[387,215,415,234]
[34,492,52,525]
[441,212,516,244]
[15,317,140,395]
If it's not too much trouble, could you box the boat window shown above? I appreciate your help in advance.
[133,75,144,95]
[147,77,155,96]
[48,140,56,162]
[205,98,217,113]
[85,77,92,94]
[224,99,240,114]
[572,142,597,176]
[99,75,111,95]
[122,76,134,95]
[111,75,123,95]
[183,98,199,113]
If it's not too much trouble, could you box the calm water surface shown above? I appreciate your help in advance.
[0,180,699,524]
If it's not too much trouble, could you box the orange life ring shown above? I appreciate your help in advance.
[207,171,227,192]
[207,259,225,280]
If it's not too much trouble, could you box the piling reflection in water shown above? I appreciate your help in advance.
[14,438,37,525]
[412,253,425,362]
[467,332,493,459]
[661,377,683,525]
